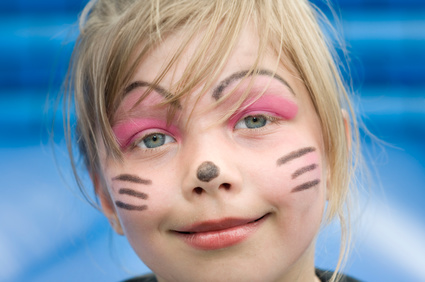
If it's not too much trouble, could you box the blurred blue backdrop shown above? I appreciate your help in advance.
[0,0,424,281]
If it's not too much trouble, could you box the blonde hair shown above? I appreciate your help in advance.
[64,0,359,281]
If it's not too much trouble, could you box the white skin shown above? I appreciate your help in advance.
[96,25,328,282]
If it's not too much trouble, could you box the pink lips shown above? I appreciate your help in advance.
[174,214,269,250]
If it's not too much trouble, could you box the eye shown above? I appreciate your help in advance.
[234,115,270,129]
[138,133,176,149]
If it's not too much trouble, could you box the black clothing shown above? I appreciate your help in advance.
[315,268,361,282]
[123,273,157,282]
[122,268,361,282]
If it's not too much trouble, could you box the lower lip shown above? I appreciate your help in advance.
[175,215,268,251]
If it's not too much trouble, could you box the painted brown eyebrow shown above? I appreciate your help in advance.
[123,81,181,108]
[112,174,152,185]
[277,147,316,166]
[212,69,295,100]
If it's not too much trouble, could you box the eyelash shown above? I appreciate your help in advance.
[233,113,282,131]
[129,130,176,151]
[126,112,282,152]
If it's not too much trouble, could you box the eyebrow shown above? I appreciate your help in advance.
[124,81,181,108]
[112,174,152,185]
[212,69,295,100]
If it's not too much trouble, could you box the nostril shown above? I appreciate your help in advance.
[194,187,203,195]
[221,183,231,190]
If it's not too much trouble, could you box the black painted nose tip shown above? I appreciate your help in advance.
[196,161,220,182]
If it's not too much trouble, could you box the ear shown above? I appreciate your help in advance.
[92,174,124,235]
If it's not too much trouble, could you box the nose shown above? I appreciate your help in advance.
[181,131,242,199]
[196,161,220,182]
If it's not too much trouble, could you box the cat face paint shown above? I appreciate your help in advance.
[112,174,151,211]
[276,147,321,193]
[196,161,220,182]
[97,25,328,282]
[276,147,316,166]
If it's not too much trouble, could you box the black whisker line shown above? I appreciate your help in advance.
[277,147,316,166]
[291,179,320,193]
[119,188,148,199]
[112,174,152,185]
[292,163,318,179]
[115,201,147,211]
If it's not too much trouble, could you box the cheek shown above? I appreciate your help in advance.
[114,172,185,271]
[252,150,325,213]
[111,175,178,267]
[106,166,176,238]
[245,148,326,261]
[271,150,325,238]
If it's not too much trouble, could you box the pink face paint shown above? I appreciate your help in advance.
[229,94,298,128]
[112,87,181,149]
[112,118,179,149]
[115,86,178,118]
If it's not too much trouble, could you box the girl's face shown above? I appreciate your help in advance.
[97,26,327,282]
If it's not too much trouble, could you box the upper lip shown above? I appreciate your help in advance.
[174,214,268,234]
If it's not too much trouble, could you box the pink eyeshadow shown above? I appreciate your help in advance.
[229,94,298,127]
[113,118,178,148]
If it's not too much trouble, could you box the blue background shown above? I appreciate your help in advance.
[0,0,424,281]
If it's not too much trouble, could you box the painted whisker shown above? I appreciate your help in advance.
[112,175,151,211]
[277,147,316,166]
[292,164,318,179]
[291,179,320,193]
[119,188,148,199]
[115,201,148,211]
[112,174,152,185]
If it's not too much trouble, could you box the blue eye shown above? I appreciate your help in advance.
[139,133,175,149]
[235,115,269,129]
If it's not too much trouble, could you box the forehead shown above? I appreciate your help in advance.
[118,22,311,121]
[130,23,264,89]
